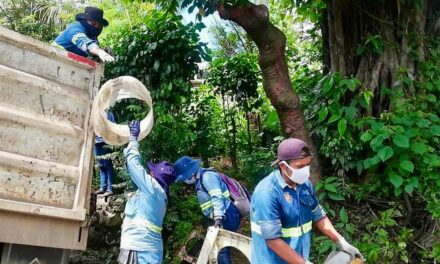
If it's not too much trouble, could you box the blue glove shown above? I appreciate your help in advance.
[128,120,140,141]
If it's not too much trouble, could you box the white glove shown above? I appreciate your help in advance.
[305,260,314,264]
[96,49,115,63]
[336,237,364,260]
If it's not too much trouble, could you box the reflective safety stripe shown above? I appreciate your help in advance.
[200,201,213,210]
[208,189,222,196]
[123,218,162,233]
[71,33,87,45]
[251,222,262,234]
[251,221,313,238]
[51,41,64,49]
[281,221,312,238]
[207,189,230,198]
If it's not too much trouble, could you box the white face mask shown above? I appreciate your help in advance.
[184,175,196,184]
[281,161,310,185]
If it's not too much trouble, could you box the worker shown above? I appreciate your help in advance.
[94,110,116,196]
[118,121,176,264]
[53,6,114,62]
[250,138,364,264]
[174,156,241,264]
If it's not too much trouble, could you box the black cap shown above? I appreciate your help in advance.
[75,6,109,27]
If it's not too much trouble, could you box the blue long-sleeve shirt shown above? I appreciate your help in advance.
[53,22,99,57]
[120,141,167,259]
[250,170,326,263]
[95,111,116,144]
[195,169,231,219]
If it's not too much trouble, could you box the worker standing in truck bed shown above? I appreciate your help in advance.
[52,6,114,62]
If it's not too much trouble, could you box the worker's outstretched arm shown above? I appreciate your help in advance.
[266,238,310,264]
[124,140,154,194]
[123,121,154,194]
[313,216,341,242]
[70,29,114,62]
[71,30,98,55]
[314,217,364,260]
[88,46,114,62]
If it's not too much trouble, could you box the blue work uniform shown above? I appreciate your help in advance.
[196,169,241,264]
[53,22,99,57]
[250,169,326,263]
[94,111,116,192]
[121,141,167,263]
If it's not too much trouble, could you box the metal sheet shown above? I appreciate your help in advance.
[0,26,103,250]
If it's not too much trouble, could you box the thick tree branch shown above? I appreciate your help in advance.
[217,2,322,182]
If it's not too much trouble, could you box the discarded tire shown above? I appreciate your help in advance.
[91,76,153,145]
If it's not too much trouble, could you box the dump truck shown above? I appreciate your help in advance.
[0,26,103,263]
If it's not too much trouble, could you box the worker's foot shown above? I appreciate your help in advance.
[95,189,105,195]
[102,191,113,197]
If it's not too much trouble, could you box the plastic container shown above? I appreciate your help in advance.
[91,76,154,145]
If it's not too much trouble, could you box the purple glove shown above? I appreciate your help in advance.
[128,120,140,141]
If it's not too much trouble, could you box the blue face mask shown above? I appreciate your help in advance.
[81,20,102,38]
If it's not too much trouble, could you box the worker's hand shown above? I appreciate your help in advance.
[128,120,140,141]
[96,48,115,63]
[336,237,364,260]
[214,217,223,228]
[304,260,314,264]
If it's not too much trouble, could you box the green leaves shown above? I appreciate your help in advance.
[393,134,410,148]
[207,53,260,110]
[340,207,348,224]
[327,114,341,124]
[338,118,347,136]
[360,132,372,142]
[364,155,380,169]
[390,173,403,188]
[153,60,160,71]
[411,142,427,155]
[317,177,345,201]
[431,125,440,136]
[400,160,414,173]
[370,134,388,151]
[104,9,209,108]
[324,183,337,193]
[378,146,394,161]
[318,107,329,123]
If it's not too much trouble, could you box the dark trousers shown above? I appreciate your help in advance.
[94,142,114,192]
[218,203,241,264]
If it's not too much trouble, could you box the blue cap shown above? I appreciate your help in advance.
[174,156,201,182]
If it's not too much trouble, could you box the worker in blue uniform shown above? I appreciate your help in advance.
[94,111,117,196]
[118,121,177,264]
[53,6,114,62]
[250,138,364,264]
[174,156,241,264]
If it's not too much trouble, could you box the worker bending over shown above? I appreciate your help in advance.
[174,156,241,264]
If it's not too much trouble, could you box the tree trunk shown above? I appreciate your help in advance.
[217,2,323,182]
[323,0,438,118]
[246,112,252,154]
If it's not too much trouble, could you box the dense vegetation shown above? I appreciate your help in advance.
[1,0,439,263]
